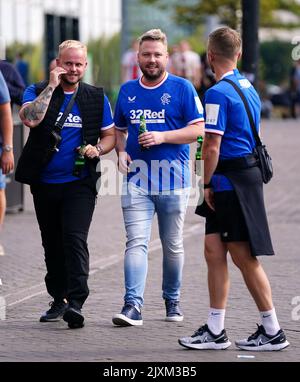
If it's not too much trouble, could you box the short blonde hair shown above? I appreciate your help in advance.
[208,27,242,60]
[138,29,168,47]
[58,40,87,57]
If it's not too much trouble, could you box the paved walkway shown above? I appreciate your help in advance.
[0,119,299,365]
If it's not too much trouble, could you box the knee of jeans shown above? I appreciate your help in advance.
[125,236,149,254]
[161,238,184,255]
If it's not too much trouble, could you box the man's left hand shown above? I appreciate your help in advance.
[80,144,99,159]
[0,151,14,174]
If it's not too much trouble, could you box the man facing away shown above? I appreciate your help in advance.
[0,71,14,256]
[17,40,115,329]
[178,27,289,351]
[112,29,204,326]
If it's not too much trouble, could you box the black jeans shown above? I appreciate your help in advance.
[31,177,96,309]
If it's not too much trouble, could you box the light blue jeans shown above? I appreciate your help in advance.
[121,182,190,308]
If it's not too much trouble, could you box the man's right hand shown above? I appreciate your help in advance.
[118,151,132,174]
[48,66,68,88]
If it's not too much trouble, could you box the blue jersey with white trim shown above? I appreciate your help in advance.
[204,69,261,191]
[114,73,204,191]
[204,69,260,158]
[22,85,114,183]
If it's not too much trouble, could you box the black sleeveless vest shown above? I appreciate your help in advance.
[15,81,104,185]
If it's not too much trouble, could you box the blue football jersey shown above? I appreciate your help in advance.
[22,85,114,183]
[204,69,261,192]
[114,73,204,192]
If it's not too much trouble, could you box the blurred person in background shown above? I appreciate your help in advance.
[15,52,29,87]
[0,58,25,107]
[171,40,201,92]
[289,58,300,118]
[121,39,142,83]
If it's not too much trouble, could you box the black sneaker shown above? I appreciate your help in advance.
[40,300,68,322]
[63,306,85,329]
[112,304,143,326]
[178,324,231,350]
[235,324,290,351]
[165,299,183,322]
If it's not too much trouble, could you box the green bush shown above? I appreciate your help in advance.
[88,33,121,108]
[260,40,293,85]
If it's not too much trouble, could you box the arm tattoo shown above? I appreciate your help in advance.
[23,86,54,122]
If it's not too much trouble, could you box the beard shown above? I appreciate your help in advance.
[140,65,164,82]
[61,73,81,86]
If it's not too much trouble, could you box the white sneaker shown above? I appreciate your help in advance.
[235,324,290,351]
[178,324,231,350]
[0,244,5,256]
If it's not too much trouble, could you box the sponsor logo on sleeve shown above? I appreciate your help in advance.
[239,79,251,88]
[205,104,220,125]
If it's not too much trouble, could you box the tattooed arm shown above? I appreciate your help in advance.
[19,66,67,128]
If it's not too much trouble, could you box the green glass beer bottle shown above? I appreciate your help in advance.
[73,145,86,177]
[195,136,203,176]
[139,115,150,151]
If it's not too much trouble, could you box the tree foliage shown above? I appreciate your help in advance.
[88,33,121,108]
[260,40,293,85]
[142,0,300,29]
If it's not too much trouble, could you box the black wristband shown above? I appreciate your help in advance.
[204,182,212,189]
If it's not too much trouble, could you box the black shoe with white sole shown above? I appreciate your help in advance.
[178,324,231,350]
[40,300,68,322]
[235,324,289,351]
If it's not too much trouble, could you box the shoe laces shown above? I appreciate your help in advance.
[248,324,265,340]
[122,303,137,314]
[193,324,208,337]
[48,300,65,313]
[166,300,180,315]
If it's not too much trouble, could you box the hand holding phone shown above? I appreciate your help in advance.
[49,66,68,88]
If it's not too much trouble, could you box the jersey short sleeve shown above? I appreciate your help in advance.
[22,84,37,104]
[101,95,114,130]
[182,81,204,125]
[204,88,228,135]
[114,87,128,130]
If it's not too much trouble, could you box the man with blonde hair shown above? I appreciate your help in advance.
[112,29,204,326]
[16,40,115,329]
[179,27,289,351]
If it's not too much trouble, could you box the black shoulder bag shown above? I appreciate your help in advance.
[15,87,79,185]
[222,78,273,184]
[48,86,78,153]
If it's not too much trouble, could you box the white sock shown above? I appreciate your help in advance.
[207,308,226,335]
[260,308,280,336]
